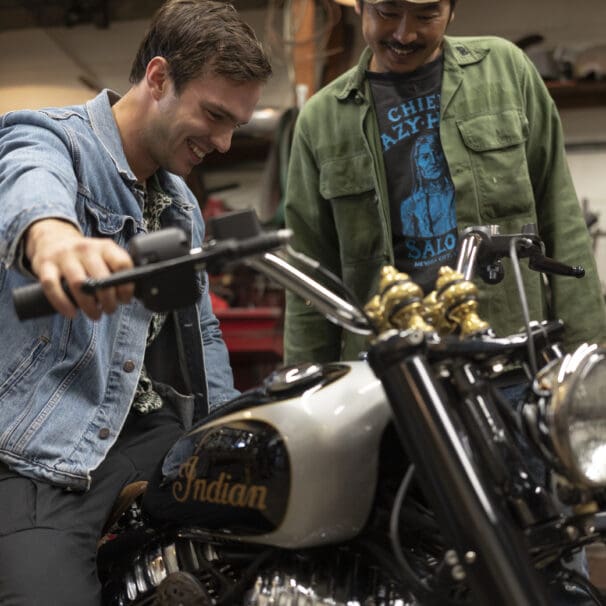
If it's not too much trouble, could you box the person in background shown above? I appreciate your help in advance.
[0,1,271,603]
[283,0,606,364]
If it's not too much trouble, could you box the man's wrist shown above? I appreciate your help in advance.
[24,218,81,266]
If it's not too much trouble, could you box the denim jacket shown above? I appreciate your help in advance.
[284,36,606,363]
[0,90,238,490]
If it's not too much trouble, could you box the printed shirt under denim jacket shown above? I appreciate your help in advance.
[284,36,606,364]
[0,90,238,490]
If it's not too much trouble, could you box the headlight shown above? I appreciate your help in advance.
[535,343,606,487]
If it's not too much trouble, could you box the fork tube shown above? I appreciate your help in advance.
[367,333,551,606]
[455,232,482,280]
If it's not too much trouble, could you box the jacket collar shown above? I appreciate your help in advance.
[336,47,373,101]
[335,36,490,101]
[443,37,490,68]
[85,89,139,185]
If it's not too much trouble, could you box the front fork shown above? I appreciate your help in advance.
[367,329,552,606]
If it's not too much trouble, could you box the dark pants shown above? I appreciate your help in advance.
[0,404,184,606]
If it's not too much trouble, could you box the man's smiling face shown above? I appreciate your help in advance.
[357,0,454,74]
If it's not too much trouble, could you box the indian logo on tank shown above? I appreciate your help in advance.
[172,455,268,511]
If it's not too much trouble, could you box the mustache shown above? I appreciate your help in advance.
[383,41,424,53]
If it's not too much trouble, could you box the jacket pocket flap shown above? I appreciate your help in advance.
[319,154,375,199]
[457,110,529,152]
[84,200,137,236]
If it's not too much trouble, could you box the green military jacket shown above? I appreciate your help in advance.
[284,36,606,363]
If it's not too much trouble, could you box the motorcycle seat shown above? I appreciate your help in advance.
[99,480,148,544]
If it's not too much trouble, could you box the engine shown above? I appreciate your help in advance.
[101,532,417,605]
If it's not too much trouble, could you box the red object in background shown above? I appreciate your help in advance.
[202,196,227,223]
[210,291,229,311]
[216,307,283,357]
[215,307,284,391]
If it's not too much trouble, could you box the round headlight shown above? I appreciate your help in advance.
[539,343,606,487]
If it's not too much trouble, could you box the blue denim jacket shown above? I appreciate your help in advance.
[0,90,238,490]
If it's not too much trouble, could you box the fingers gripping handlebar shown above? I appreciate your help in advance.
[13,226,292,320]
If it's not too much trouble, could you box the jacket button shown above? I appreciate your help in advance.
[98,427,110,439]
[123,360,135,372]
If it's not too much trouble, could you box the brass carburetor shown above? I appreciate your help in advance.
[364,265,490,338]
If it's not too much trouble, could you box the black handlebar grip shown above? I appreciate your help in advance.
[13,280,74,321]
[13,282,55,320]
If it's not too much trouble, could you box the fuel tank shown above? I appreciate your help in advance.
[143,361,391,548]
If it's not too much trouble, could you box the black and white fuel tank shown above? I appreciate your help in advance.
[143,361,391,549]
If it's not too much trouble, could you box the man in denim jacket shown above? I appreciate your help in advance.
[284,0,606,364]
[0,1,271,603]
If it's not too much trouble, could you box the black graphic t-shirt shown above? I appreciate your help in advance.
[369,56,457,294]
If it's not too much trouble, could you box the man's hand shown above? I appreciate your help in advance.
[25,218,135,320]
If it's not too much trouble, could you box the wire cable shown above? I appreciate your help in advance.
[509,237,539,377]
[387,464,437,597]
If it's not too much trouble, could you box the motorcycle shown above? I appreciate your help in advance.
[13,210,606,606]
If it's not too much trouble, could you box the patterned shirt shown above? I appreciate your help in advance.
[131,174,173,414]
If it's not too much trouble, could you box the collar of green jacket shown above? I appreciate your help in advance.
[334,36,491,102]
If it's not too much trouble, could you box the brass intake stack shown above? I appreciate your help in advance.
[364,265,490,337]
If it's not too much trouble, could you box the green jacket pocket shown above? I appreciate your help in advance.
[319,154,375,199]
[457,110,534,218]
[320,155,384,264]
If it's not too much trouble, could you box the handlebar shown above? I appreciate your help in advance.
[457,225,585,283]
[248,253,373,335]
[13,227,292,321]
[12,217,586,330]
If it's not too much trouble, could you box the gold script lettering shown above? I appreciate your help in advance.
[171,457,268,511]
[172,455,199,502]
[247,485,268,510]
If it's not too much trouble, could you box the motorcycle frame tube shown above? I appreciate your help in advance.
[367,334,552,606]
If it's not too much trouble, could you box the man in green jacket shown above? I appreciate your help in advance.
[283,0,606,364]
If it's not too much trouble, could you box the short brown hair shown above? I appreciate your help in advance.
[129,0,272,93]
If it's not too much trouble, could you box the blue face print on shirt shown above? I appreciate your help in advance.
[400,133,455,239]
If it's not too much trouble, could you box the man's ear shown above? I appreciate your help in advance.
[145,56,170,100]
[354,0,363,16]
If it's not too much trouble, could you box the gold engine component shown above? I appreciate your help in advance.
[364,266,432,334]
[364,265,491,337]
[433,266,490,337]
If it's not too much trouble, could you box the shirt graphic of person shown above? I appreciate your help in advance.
[400,132,455,238]
[369,60,458,293]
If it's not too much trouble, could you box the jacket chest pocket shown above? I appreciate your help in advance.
[319,154,384,264]
[81,199,139,245]
[456,110,534,219]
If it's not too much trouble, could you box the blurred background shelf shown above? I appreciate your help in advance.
[547,80,606,109]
